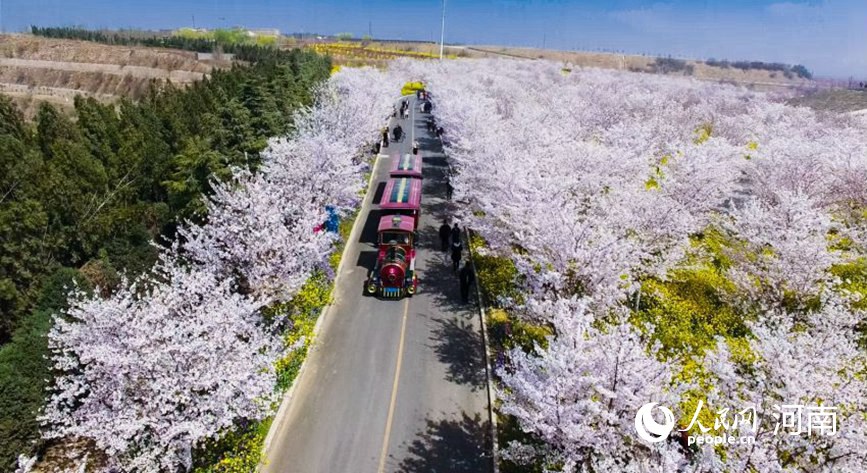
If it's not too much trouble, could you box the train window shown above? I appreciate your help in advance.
[380,232,410,245]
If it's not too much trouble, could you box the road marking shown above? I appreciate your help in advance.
[377,299,410,473]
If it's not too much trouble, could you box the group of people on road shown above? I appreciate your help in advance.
[381,125,404,147]
[439,221,476,303]
[394,100,410,119]
[416,90,433,112]
[384,96,437,150]
[385,100,410,145]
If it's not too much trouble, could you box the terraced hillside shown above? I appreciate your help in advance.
[0,34,231,117]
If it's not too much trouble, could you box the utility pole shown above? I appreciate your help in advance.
[439,0,446,60]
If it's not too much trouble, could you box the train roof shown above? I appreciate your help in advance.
[380,177,422,210]
[389,153,423,178]
[377,215,416,233]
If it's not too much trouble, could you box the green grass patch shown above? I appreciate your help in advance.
[193,419,271,473]
[469,234,524,306]
[634,264,746,359]
[488,308,552,354]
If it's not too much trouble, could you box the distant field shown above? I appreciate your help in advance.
[787,88,867,113]
[0,34,231,117]
[305,40,815,92]
[300,40,460,67]
[3,33,859,118]
[472,46,814,89]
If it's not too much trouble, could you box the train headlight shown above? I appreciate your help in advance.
[367,283,377,294]
[407,285,415,295]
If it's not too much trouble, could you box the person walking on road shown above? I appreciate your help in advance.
[439,221,451,252]
[393,124,403,142]
[460,263,475,303]
[451,223,461,247]
[381,128,389,148]
[450,223,463,271]
[446,177,454,201]
[451,238,462,272]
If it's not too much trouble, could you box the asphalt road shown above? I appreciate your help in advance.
[260,96,492,473]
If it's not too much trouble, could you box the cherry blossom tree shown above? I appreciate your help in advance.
[721,190,841,310]
[702,293,867,472]
[180,68,400,298]
[499,296,687,473]
[41,256,283,472]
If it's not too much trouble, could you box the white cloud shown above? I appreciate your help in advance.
[766,2,824,20]
[608,3,676,33]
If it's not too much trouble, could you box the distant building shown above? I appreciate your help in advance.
[248,28,280,37]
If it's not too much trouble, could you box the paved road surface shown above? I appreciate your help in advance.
[261,96,491,473]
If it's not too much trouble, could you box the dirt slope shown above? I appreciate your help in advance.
[0,34,231,118]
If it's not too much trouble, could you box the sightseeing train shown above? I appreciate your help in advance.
[366,173,423,298]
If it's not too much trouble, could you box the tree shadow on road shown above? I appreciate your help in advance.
[418,246,468,313]
[359,208,383,245]
[395,412,493,473]
[430,317,486,391]
[356,250,377,271]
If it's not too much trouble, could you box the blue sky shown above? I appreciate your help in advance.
[2,1,864,78]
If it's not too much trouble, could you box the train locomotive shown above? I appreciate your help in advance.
[366,215,419,298]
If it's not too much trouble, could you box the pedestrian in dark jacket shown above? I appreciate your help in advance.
[393,124,403,142]
[382,128,389,148]
[451,239,462,272]
[438,222,451,251]
[446,179,453,200]
[451,223,461,246]
[460,263,475,303]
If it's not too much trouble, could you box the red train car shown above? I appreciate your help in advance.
[379,177,422,229]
